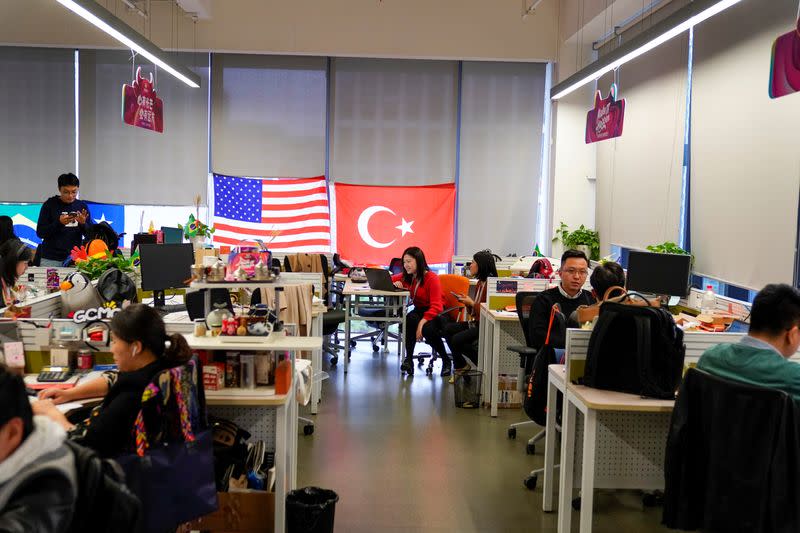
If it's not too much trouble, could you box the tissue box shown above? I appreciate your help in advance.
[203,363,225,391]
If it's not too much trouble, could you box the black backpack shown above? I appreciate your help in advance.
[65,440,141,533]
[583,300,685,399]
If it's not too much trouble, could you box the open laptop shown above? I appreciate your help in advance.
[365,268,406,292]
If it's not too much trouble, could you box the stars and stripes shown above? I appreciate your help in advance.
[212,174,331,252]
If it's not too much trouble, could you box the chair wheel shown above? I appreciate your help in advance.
[526,443,536,455]
[642,493,663,507]
[350,340,357,348]
[330,356,338,366]
[572,497,581,510]
[372,344,379,352]
[303,425,314,436]
[425,367,433,375]
[508,427,517,439]
[417,357,424,367]
[524,475,538,490]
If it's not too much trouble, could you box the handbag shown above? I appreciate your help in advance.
[575,286,661,324]
[115,365,218,532]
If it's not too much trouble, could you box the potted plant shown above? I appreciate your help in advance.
[646,241,694,266]
[553,222,600,260]
[178,195,215,249]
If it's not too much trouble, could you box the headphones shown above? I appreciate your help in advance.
[131,345,138,358]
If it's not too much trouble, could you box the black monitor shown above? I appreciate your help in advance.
[626,250,692,298]
[139,243,194,307]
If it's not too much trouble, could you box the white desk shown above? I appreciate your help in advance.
[341,280,408,373]
[543,364,567,512]
[557,383,674,533]
[477,304,525,416]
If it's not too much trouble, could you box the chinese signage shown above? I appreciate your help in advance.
[122,67,164,133]
[585,83,626,144]
[769,19,800,99]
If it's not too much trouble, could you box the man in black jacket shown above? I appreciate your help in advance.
[0,365,77,532]
[36,173,92,267]
[530,249,595,349]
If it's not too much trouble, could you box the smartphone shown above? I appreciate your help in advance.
[67,211,79,217]
[450,291,463,298]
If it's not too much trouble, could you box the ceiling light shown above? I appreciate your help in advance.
[551,0,742,100]
[56,0,201,88]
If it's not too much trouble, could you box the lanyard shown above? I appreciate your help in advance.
[411,278,421,302]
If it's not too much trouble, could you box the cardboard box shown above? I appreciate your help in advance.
[203,363,226,391]
[497,374,522,408]
[195,247,219,267]
[187,491,275,533]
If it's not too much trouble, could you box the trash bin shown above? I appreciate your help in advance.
[286,486,339,533]
[454,370,482,408]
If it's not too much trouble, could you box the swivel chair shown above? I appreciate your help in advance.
[506,291,542,453]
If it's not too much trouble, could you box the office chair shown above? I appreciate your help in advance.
[324,257,349,365]
[413,274,470,375]
[388,257,403,275]
[507,291,543,453]
[664,368,800,531]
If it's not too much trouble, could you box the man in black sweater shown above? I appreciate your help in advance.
[36,173,92,266]
[530,249,595,349]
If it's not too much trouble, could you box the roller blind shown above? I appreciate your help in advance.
[78,50,209,205]
[211,54,327,178]
[330,58,458,185]
[691,0,800,289]
[595,35,688,255]
[457,61,547,256]
[0,47,75,201]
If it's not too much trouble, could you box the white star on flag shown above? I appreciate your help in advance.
[396,218,414,237]
[94,213,112,225]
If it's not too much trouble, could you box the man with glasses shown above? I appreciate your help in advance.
[529,249,595,349]
[697,284,800,401]
[36,173,92,267]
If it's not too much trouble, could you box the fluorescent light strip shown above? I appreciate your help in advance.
[551,0,741,100]
[56,0,200,88]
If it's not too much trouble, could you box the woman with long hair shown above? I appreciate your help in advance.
[444,250,498,378]
[34,304,192,457]
[0,239,34,307]
[391,246,448,376]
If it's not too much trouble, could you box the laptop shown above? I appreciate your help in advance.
[727,319,750,333]
[365,268,406,292]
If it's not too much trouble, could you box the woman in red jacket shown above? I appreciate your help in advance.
[392,246,448,376]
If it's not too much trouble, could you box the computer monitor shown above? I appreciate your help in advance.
[161,226,184,244]
[626,250,692,298]
[139,243,194,307]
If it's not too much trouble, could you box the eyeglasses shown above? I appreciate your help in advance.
[562,268,589,277]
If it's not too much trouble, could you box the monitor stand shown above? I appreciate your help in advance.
[152,289,167,308]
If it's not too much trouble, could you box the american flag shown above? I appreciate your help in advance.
[212,174,331,252]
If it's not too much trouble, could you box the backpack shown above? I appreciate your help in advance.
[523,305,565,425]
[583,300,686,399]
[65,440,141,533]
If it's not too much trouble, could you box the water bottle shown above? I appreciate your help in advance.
[700,285,716,315]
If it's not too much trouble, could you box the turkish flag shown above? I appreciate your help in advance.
[333,182,455,264]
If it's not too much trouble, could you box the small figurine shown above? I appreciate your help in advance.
[236,317,248,336]
[234,265,249,281]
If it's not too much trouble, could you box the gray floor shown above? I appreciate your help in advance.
[297,344,670,532]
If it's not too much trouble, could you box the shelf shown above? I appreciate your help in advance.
[190,281,278,290]
[206,385,291,406]
[185,333,321,351]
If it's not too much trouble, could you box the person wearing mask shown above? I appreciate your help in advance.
[0,240,34,308]
[529,249,595,349]
[0,364,77,532]
[0,216,15,248]
[443,250,497,379]
[697,284,800,401]
[34,304,192,457]
[36,173,92,267]
[568,260,626,326]
[391,246,447,376]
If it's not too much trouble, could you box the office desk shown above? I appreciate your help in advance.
[543,364,567,512]
[341,281,408,374]
[477,305,525,416]
[558,383,674,533]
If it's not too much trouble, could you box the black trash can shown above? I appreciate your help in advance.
[286,486,339,533]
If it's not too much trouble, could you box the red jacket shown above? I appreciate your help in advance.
[391,270,444,321]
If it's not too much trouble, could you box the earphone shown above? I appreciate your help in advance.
[131,346,138,358]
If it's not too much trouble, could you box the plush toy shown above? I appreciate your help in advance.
[60,272,103,315]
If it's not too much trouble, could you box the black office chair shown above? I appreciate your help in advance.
[507,292,541,447]
[388,257,403,275]
[664,368,800,531]
[186,288,234,320]
[323,256,349,365]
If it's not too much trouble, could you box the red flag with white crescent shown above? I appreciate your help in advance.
[333,182,455,264]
